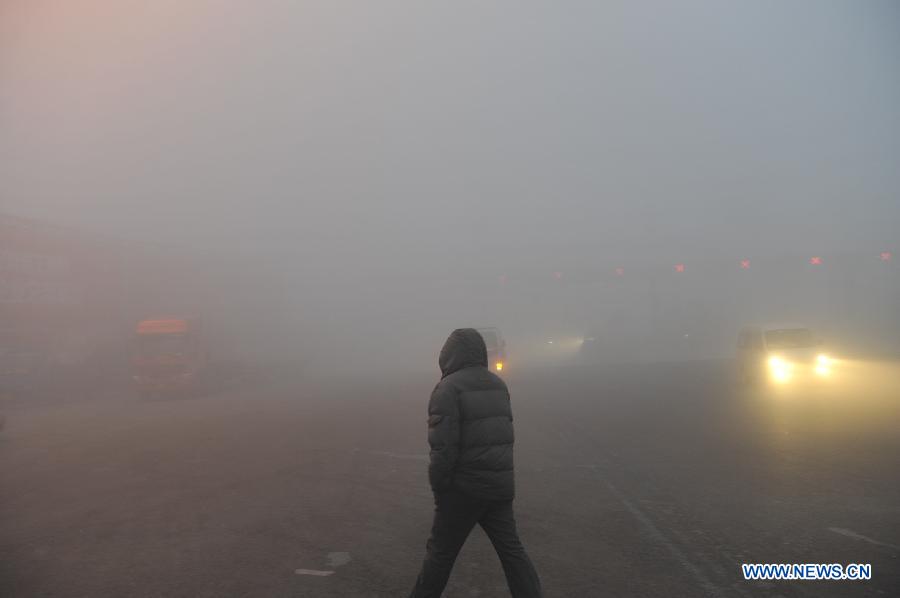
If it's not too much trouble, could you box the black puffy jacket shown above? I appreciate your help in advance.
[427,328,515,501]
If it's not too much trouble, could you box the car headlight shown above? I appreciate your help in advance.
[767,355,793,382]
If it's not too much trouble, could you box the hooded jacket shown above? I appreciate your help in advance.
[427,328,515,501]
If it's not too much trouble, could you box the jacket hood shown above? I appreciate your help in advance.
[439,328,488,378]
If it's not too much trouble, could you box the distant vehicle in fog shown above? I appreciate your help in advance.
[476,327,507,373]
[577,302,660,364]
[132,318,208,399]
[737,324,834,385]
[579,325,643,364]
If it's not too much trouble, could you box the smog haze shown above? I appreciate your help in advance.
[4,1,899,373]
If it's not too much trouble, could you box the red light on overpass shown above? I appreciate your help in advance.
[674,263,685,273]
[740,259,750,269]
[880,251,892,262]
[810,256,822,265]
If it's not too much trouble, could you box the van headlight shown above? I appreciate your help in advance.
[814,354,832,376]
[767,355,793,383]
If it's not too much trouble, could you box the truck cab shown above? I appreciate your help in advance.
[132,318,206,398]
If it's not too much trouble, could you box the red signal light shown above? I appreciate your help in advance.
[810,256,822,265]
[553,271,563,280]
[740,259,750,269]
[615,267,625,276]
[880,252,892,262]
[498,274,508,285]
[674,263,685,273]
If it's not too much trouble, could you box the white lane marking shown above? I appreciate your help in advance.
[295,552,351,577]
[828,527,900,550]
[601,476,730,598]
[327,552,352,567]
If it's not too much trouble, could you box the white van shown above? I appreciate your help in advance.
[737,324,833,385]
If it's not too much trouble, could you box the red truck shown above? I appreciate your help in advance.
[132,317,207,399]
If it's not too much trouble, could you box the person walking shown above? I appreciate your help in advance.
[410,328,542,598]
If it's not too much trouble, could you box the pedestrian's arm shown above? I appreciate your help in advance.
[427,383,460,492]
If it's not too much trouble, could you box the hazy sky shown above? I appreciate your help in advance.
[2,0,899,273]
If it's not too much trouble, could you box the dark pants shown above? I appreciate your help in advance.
[410,489,542,598]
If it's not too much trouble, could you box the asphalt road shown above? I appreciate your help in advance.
[2,360,899,597]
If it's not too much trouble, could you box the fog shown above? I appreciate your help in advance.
[2,0,899,376]
[5,4,900,597]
